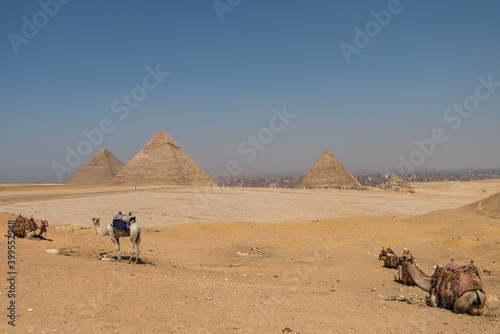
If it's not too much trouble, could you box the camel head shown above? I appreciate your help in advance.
[401,249,414,263]
[379,247,386,260]
[379,247,394,260]
[92,217,101,227]
[40,220,49,233]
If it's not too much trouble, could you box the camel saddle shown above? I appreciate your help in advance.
[112,212,135,231]
[432,263,484,303]
[13,215,38,237]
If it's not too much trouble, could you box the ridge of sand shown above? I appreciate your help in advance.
[464,191,500,218]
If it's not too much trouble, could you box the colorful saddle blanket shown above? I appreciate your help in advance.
[432,264,483,304]
[399,264,427,286]
[13,215,38,237]
[384,254,399,268]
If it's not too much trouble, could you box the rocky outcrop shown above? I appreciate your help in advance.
[378,175,415,193]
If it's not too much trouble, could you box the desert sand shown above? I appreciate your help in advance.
[1,180,499,333]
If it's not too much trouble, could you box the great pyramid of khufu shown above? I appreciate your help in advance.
[65,149,125,185]
[112,129,217,186]
[296,150,362,190]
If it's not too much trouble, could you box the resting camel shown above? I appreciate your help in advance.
[92,216,141,264]
[379,247,398,268]
[379,247,432,285]
[400,250,486,315]
[11,215,49,239]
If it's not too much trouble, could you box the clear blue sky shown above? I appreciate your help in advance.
[1,0,499,183]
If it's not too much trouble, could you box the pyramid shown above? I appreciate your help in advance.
[112,129,217,186]
[296,150,362,190]
[65,149,125,185]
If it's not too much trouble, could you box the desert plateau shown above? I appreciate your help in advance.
[1,180,499,333]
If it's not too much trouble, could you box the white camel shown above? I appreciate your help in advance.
[92,216,141,264]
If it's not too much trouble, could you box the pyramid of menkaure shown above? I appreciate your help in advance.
[296,150,362,190]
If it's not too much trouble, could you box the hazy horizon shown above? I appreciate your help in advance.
[1,1,499,183]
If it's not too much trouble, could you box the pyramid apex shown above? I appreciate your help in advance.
[145,129,179,148]
[318,149,337,160]
[96,148,114,157]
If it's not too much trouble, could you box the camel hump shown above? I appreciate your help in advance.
[113,212,134,223]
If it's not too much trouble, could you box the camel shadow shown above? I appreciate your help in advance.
[109,256,154,266]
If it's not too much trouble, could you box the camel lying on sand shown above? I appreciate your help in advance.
[92,216,141,264]
[379,247,399,268]
[400,250,486,315]
[11,215,49,239]
[379,247,432,285]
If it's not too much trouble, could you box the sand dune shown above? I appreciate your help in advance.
[464,191,500,219]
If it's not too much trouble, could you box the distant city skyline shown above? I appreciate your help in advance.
[1,1,499,183]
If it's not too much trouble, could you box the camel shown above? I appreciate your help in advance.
[92,216,141,264]
[400,250,486,315]
[379,247,431,285]
[11,215,49,239]
[379,247,398,268]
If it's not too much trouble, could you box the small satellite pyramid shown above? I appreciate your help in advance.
[112,129,217,186]
[296,150,362,190]
[65,149,125,185]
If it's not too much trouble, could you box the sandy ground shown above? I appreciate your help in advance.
[1,180,499,333]
[1,180,500,227]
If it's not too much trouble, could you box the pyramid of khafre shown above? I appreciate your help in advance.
[296,150,362,190]
[112,129,217,186]
[65,149,125,185]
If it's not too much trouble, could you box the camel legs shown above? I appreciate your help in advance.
[127,242,135,264]
[128,239,140,264]
[111,236,121,261]
[426,289,438,307]
[26,231,41,240]
[454,290,485,315]
[135,241,141,264]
